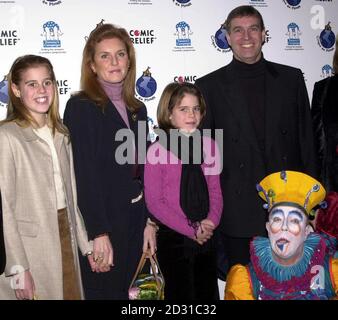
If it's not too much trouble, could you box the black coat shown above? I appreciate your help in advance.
[0,191,5,274]
[195,59,317,238]
[311,75,338,192]
[63,95,149,299]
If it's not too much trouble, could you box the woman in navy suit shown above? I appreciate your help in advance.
[63,23,157,299]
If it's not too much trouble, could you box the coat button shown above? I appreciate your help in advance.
[281,129,287,135]
[239,163,244,169]
[236,190,241,195]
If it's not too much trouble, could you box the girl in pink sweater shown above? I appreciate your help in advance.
[144,82,223,299]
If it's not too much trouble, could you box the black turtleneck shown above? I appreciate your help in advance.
[232,56,266,153]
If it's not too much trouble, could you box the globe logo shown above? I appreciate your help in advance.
[319,28,335,49]
[0,76,9,106]
[286,0,301,6]
[321,65,333,78]
[176,0,190,3]
[136,67,157,98]
[215,25,229,50]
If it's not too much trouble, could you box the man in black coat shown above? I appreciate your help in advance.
[195,5,317,278]
[0,191,5,274]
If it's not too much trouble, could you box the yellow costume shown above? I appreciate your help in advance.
[224,171,338,300]
[225,257,338,300]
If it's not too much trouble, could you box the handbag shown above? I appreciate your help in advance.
[128,250,165,300]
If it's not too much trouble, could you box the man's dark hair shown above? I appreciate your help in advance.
[225,5,265,33]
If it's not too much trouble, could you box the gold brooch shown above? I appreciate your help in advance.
[132,113,137,121]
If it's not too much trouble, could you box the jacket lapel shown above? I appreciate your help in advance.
[127,108,140,158]
[20,126,39,141]
[107,100,129,129]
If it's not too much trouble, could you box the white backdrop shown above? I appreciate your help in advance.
[0,0,337,126]
[0,0,337,299]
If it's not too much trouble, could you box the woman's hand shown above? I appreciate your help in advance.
[200,219,215,232]
[92,234,113,272]
[14,270,35,300]
[195,220,214,245]
[143,222,157,255]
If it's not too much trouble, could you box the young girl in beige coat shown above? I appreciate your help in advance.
[0,55,99,300]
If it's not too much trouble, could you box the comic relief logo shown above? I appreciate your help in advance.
[317,22,335,52]
[211,23,230,53]
[129,29,156,45]
[321,64,334,78]
[285,22,303,50]
[40,21,65,53]
[173,0,192,7]
[173,21,195,52]
[0,30,20,46]
[136,67,157,102]
[174,75,197,83]
[0,76,9,108]
[249,0,268,7]
[56,79,70,95]
[42,0,62,6]
[283,0,301,9]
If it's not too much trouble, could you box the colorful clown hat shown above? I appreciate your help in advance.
[256,171,326,215]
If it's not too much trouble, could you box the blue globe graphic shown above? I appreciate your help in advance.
[287,0,301,6]
[215,28,229,49]
[177,0,190,3]
[319,30,335,49]
[0,79,9,104]
[136,75,157,98]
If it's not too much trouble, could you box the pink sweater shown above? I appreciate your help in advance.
[144,136,223,239]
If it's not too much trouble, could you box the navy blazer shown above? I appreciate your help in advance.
[64,95,149,239]
[64,94,149,297]
[196,58,317,237]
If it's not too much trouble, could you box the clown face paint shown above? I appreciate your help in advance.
[266,205,310,264]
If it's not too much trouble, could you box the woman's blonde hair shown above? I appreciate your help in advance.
[3,54,68,136]
[80,23,142,112]
[157,82,206,133]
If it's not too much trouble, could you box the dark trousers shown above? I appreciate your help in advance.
[157,225,219,300]
[217,231,252,281]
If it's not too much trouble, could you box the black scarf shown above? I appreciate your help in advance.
[158,129,209,225]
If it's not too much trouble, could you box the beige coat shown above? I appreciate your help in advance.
[0,122,92,299]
